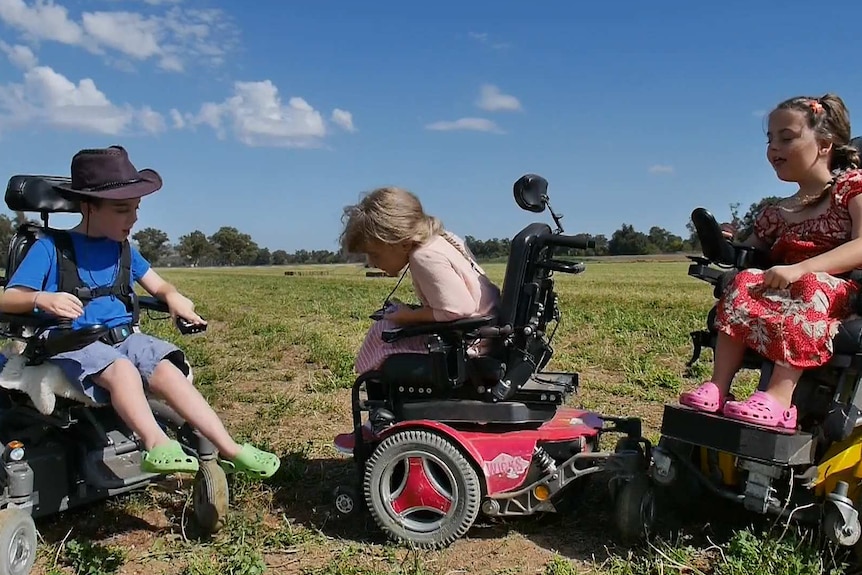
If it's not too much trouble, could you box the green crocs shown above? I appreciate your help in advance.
[141,439,199,475]
[220,444,280,479]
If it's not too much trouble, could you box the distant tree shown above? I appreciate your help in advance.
[609,224,650,255]
[0,214,14,268]
[255,248,272,265]
[177,230,214,267]
[272,249,289,265]
[132,227,170,265]
[209,226,259,266]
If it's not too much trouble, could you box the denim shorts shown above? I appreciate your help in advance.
[47,332,188,404]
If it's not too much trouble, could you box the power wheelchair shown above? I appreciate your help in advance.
[631,158,862,552]
[0,175,227,575]
[332,174,651,549]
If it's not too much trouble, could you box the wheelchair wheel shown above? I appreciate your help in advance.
[614,474,656,546]
[333,484,362,518]
[0,508,36,575]
[192,460,229,534]
[363,429,481,549]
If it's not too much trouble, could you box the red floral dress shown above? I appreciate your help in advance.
[716,169,862,368]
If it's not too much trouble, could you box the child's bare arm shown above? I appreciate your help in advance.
[137,269,205,324]
[0,287,83,318]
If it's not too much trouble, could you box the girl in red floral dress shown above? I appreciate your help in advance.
[679,93,862,432]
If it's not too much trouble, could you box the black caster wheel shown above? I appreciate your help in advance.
[192,460,230,534]
[615,474,656,546]
[333,485,362,518]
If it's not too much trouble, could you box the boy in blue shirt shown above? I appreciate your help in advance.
[0,146,280,479]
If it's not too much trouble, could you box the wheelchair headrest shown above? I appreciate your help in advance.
[513,174,547,214]
[691,207,737,266]
[5,175,81,214]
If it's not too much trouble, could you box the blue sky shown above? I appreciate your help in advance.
[2,0,862,253]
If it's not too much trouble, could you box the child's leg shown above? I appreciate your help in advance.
[759,364,802,408]
[49,342,171,450]
[92,358,173,450]
[146,358,240,459]
[710,332,747,394]
[680,332,746,411]
[49,341,198,473]
[120,334,280,478]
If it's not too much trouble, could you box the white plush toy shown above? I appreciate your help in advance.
[0,338,194,416]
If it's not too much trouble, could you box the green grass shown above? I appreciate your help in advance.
[23,261,852,574]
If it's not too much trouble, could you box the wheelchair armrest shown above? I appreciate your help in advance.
[0,310,64,330]
[138,295,169,313]
[382,315,497,343]
[40,324,110,357]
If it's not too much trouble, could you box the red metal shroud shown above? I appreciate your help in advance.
[378,407,603,495]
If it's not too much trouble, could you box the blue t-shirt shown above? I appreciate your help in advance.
[6,232,151,329]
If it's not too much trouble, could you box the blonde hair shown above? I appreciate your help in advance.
[339,186,479,266]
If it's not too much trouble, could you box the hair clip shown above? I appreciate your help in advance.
[809,100,824,114]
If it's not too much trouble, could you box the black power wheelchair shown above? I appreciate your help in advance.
[0,175,227,575]
[331,174,653,549]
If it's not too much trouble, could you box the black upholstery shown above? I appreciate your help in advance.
[5,175,80,214]
[498,222,553,329]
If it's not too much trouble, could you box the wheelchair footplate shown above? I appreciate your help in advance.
[660,404,816,466]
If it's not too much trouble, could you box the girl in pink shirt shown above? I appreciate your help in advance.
[340,186,502,374]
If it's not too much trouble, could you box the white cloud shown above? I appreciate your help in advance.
[468,31,509,50]
[0,0,84,45]
[0,65,159,135]
[476,84,521,112]
[82,11,162,59]
[648,164,674,174]
[137,105,166,134]
[0,0,238,72]
[186,80,354,148]
[331,108,356,132]
[0,41,37,69]
[169,108,185,129]
[425,117,504,134]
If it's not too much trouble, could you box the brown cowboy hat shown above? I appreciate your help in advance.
[53,145,163,200]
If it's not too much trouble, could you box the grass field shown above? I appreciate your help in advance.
[25,261,856,575]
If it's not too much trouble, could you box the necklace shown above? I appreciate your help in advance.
[778,179,835,213]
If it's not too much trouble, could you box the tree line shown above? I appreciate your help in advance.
[0,197,777,268]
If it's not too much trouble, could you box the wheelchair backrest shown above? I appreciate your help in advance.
[3,176,80,284]
[498,222,554,329]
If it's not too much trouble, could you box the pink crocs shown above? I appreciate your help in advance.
[722,391,797,433]
[679,381,734,413]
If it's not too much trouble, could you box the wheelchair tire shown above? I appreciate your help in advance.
[0,508,36,575]
[363,429,480,549]
[192,460,229,534]
[614,473,656,546]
